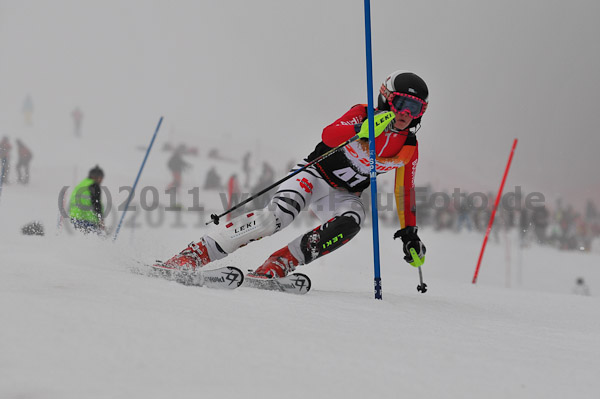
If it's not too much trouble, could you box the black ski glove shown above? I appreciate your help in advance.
[393,226,426,266]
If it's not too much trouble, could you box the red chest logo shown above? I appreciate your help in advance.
[297,178,313,194]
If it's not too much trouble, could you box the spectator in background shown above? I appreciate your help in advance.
[456,194,473,232]
[242,151,251,188]
[208,148,220,159]
[23,95,34,126]
[572,277,590,296]
[72,107,83,137]
[250,162,276,209]
[166,144,191,195]
[226,174,242,221]
[261,162,275,184]
[15,139,33,184]
[531,205,549,245]
[203,167,222,190]
[0,136,12,184]
[519,208,531,247]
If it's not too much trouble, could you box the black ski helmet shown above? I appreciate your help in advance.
[377,70,429,129]
[88,165,104,179]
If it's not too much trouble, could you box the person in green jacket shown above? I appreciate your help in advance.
[69,165,105,234]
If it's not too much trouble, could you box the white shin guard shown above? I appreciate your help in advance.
[208,209,280,254]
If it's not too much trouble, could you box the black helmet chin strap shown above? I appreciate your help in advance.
[386,116,422,135]
[388,123,407,135]
[412,122,422,134]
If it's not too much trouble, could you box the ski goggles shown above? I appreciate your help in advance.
[388,92,427,119]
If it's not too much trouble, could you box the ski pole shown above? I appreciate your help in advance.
[417,267,427,293]
[208,135,361,225]
[410,248,427,293]
[113,116,163,241]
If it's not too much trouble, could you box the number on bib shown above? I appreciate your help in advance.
[332,167,368,187]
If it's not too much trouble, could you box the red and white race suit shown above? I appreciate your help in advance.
[302,104,419,229]
[174,104,422,268]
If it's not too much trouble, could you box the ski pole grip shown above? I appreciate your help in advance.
[409,248,424,268]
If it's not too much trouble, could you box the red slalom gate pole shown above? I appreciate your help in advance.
[472,139,518,284]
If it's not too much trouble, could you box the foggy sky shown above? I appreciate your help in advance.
[1,0,599,208]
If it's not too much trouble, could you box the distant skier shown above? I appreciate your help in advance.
[15,139,33,184]
[0,136,12,184]
[159,71,429,280]
[203,166,222,190]
[166,144,191,195]
[23,95,34,126]
[572,277,590,296]
[242,151,251,188]
[69,165,105,234]
[456,195,473,232]
[72,107,83,137]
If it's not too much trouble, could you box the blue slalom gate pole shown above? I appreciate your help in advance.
[363,0,383,299]
[113,116,163,241]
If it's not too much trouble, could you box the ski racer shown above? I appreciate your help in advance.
[161,71,428,278]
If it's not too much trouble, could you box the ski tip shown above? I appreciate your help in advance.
[288,272,311,293]
[243,271,311,294]
[222,266,245,288]
[201,266,244,289]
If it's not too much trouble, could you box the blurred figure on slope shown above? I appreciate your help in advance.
[226,174,242,221]
[166,144,191,198]
[23,95,34,127]
[0,136,12,184]
[456,193,473,232]
[250,162,276,209]
[203,166,222,190]
[585,200,598,222]
[531,204,549,245]
[15,139,33,184]
[72,107,83,137]
[159,71,429,281]
[242,151,252,188]
[69,165,105,234]
[572,277,590,296]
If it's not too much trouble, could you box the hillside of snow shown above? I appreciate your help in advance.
[1,128,599,399]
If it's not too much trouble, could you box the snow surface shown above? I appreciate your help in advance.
[1,130,599,399]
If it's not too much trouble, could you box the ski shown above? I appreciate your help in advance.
[243,272,311,295]
[148,263,244,289]
[133,261,309,293]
